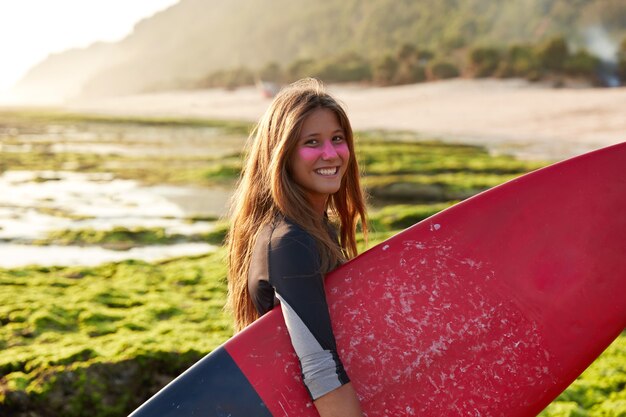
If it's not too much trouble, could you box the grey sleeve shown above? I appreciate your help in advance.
[268,228,350,400]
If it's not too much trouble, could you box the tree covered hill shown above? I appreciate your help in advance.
[13,0,626,100]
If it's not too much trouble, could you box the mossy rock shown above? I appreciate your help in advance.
[0,352,204,417]
[368,181,448,202]
[369,202,454,231]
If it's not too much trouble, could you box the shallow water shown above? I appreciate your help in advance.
[0,242,215,268]
[0,170,228,267]
[0,121,246,157]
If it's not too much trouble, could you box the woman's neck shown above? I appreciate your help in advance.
[306,193,328,218]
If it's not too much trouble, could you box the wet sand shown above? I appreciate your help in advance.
[67,79,626,161]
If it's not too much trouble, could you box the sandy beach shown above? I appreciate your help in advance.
[66,79,626,161]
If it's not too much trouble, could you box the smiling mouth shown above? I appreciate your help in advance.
[315,167,339,176]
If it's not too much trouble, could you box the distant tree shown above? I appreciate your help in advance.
[394,63,427,84]
[372,54,399,86]
[286,58,316,82]
[396,43,419,63]
[427,60,460,80]
[393,44,426,84]
[224,67,255,89]
[537,36,569,73]
[417,50,435,65]
[468,46,501,77]
[313,52,371,83]
[563,49,600,78]
[258,62,283,83]
[496,44,540,79]
[283,53,372,84]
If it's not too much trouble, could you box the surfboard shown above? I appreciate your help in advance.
[129,142,626,417]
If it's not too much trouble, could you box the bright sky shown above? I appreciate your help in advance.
[0,0,180,93]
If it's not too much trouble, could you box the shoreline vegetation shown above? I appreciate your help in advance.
[0,111,624,416]
[193,37,626,91]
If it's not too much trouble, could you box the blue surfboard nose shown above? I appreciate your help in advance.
[128,346,271,417]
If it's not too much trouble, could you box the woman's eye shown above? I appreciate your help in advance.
[332,136,344,143]
[304,139,318,146]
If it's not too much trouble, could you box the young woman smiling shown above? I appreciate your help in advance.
[227,78,368,416]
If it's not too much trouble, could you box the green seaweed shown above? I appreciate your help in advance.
[0,110,621,417]
[35,225,228,248]
[0,251,232,415]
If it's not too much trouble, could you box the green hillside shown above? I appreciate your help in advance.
[14,0,626,99]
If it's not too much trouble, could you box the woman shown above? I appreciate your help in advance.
[226,78,368,417]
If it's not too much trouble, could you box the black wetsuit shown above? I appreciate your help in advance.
[248,215,349,400]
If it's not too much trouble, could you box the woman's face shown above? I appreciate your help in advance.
[289,108,350,212]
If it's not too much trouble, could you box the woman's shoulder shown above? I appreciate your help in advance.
[268,216,317,252]
[264,216,321,278]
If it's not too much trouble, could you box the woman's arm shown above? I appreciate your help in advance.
[267,223,363,413]
[314,382,364,417]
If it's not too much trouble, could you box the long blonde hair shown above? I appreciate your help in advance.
[226,78,368,332]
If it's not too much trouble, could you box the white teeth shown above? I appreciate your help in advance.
[316,167,338,176]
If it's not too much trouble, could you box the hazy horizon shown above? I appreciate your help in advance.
[0,0,179,102]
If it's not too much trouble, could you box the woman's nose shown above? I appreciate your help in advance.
[321,140,338,160]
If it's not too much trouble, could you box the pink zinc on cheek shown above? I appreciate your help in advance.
[335,142,350,159]
[298,147,322,161]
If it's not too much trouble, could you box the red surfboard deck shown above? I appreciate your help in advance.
[130,142,626,417]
